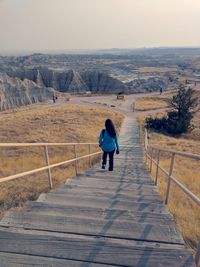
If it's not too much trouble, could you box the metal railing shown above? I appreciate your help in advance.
[0,142,101,188]
[144,129,200,206]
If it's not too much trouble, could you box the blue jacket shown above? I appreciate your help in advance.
[99,129,119,152]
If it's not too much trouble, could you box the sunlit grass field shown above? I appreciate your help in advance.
[137,91,200,250]
[137,67,178,73]
[0,103,124,218]
[135,92,174,111]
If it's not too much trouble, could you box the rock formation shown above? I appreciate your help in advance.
[0,67,128,111]
[126,77,168,92]
[80,71,128,93]
[0,73,54,111]
[5,68,128,94]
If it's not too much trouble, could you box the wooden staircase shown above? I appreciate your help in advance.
[0,117,195,266]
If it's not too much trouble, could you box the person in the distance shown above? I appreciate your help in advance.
[99,119,120,171]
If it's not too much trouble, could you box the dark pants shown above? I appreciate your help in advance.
[102,150,115,171]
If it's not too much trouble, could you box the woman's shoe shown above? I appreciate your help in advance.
[102,165,106,170]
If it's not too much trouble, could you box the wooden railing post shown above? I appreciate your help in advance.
[155,150,160,186]
[89,144,91,168]
[195,240,200,267]
[165,153,175,205]
[44,145,53,189]
[150,148,154,173]
[74,144,78,175]
[145,150,148,165]
[144,128,148,149]
[144,128,148,165]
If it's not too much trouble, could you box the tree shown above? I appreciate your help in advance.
[146,86,199,135]
[170,86,197,118]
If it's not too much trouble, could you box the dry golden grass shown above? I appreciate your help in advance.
[138,67,177,73]
[0,103,124,218]
[135,92,174,111]
[138,91,200,250]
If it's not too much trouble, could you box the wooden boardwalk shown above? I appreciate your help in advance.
[0,117,195,266]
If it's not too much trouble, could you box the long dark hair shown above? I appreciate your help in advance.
[105,119,116,138]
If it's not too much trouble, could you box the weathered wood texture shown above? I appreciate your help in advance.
[0,117,195,266]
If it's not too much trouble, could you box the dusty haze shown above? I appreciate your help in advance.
[0,0,200,51]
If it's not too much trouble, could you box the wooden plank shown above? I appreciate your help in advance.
[77,171,152,179]
[63,182,158,193]
[85,171,152,179]
[52,189,162,202]
[36,196,168,214]
[82,172,151,180]
[25,201,173,223]
[69,176,154,184]
[0,252,114,267]
[53,184,160,197]
[0,230,195,267]
[78,176,154,185]
[45,191,162,202]
[70,175,154,185]
[38,193,166,212]
[55,186,160,198]
[85,166,150,175]
[1,212,182,244]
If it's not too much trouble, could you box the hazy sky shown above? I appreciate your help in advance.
[0,0,200,52]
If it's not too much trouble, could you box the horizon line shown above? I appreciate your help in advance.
[1,46,200,56]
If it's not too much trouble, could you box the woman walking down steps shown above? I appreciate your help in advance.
[99,119,120,171]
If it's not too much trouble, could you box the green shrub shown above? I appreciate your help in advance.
[146,86,198,135]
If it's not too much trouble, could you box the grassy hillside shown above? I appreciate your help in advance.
[135,93,172,111]
[0,103,124,218]
[137,90,200,250]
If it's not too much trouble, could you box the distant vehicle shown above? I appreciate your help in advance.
[117,95,124,100]
[117,92,125,100]
[85,91,92,97]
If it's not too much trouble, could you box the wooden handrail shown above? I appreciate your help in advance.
[0,141,137,187]
[145,146,200,206]
[144,131,200,258]
[0,143,135,148]
[0,142,99,147]
[0,142,102,187]
[148,145,200,160]
[144,127,200,205]
[0,151,101,184]
[171,175,200,206]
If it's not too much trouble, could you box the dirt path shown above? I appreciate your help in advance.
[48,91,168,118]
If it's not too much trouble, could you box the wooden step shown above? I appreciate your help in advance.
[25,201,173,223]
[0,252,113,267]
[0,229,194,267]
[36,194,168,214]
[63,181,157,192]
[1,211,182,244]
[53,188,162,201]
